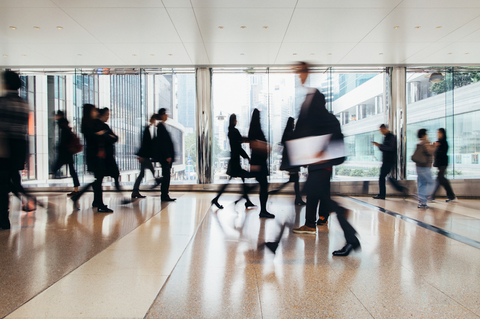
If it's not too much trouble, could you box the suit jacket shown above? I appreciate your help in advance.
[136,125,154,158]
[153,122,175,163]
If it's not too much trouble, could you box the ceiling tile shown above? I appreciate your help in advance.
[63,8,181,43]
[284,8,392,43]
[275,42,356,65]
[165,8,204,43]
[0,0,56,7]
[420,42,480,64]
[104,42,191,65]
[51,0,164,7]
[402,42,452,64]
[0,43,49,66]
[204,42,281,65]
[189,0,297,8]
[297,0,402,8]
[399,0,480,8]
[162,0,194,8]
[183,42,210,65]
[193,8,293,43]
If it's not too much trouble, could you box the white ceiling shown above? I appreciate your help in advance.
[1,0,480,67]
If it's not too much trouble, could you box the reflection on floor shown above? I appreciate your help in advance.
[1,192,480,318]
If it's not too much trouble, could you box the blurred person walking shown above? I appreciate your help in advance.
[372,124,409,199]
[51,110,81,197]
[0,71,32,229]
[71,104,113,213]
[153,108,176,202]
[431,128,456,202]
[131,114,162,199]
[248,108,274,219]
[411,128,435,208]
[292,62,360,257]
[268,117,306,206]
[211,113,254,209]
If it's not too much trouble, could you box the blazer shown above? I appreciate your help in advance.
[434,139,449,167]
[136,125,154,158]
[153,122,175,163]
[226,128,249,177]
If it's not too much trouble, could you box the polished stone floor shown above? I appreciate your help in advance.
[1,192,480,318]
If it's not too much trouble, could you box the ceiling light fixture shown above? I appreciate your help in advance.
[218,26,224,29]
[437,26,442,29]
[328,53,332,56]
[311,53,314,56]
[132,54,136,56]
[465,53,469,55]
[415,26,420,29]
[379,53,383,55]
[34,26,40,30]
[429,72,444,83]
[9,26,16,30]
[151,54,154,56]
[394,26,399,29]
[3,55,7,57]
[293,53,297,56]
[22,55,26,57]
[78,54,82,56]
[240,26,246,29]
[57,26,63,30]
[448,52,452,55]
[168,54,172,56]
[240,53,244,55]
[263,26,268,29]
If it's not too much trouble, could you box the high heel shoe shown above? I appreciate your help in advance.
[332,241,361,257]
[245,201,256,209]
[211,198,224,209]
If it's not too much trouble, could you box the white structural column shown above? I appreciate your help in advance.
[390,67,407,180]
[35,75,49,183]
[195,68,213,184]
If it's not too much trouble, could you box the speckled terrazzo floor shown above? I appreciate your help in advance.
[2,192,480,318]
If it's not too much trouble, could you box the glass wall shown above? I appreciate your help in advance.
[406,67,480,179]
[19,75,37,180]
[211,67,387,183]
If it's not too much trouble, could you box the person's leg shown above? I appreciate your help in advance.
[68,161,80,188]
[387,163,408,195]
[0,161,10,229]
[438,166,456,199]
[93,171,105,207]
[52,157,64,176]
[424,167,434,201]
[132,162,146,194]
[160,162,171,199]
[256,176,269,213]
[377,163,389,198]
[417,167,427,205]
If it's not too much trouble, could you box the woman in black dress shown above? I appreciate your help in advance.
[211,114,254,209]
[248,109,274,219]
[71,104,113,213]
[431,128,456,202]
[269,117,306,206]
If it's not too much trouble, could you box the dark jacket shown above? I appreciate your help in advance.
[153,122,175,163]
[226,127,249,177]
[434,138,449,167]
[294,89,344,171]
[84,118,117,173]
[248,121,269,177]
[378,132,396,164]
[56,117,74,164]
[98,121,120,177]
[279,126,299,172]
[136,125,154,158]
[414,140,435,168]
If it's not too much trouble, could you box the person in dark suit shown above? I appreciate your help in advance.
[153,108,176,202]
[71,104,113,213]
[269,117,306,206]
[372,124,408,199]
[292,62,359,257]
[51,110,80,197]
[132,114,162,199]
[248,108,274,219]
[431,128,456,202]
[211,113,254,209]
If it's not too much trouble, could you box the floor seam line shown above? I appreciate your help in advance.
[253,264,264,319]
[348,287,375,319]
[344,196,480,250]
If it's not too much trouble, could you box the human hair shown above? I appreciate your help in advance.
[379,124,387,129]
[3,70,22,91]
[248,108,266,142]
[417,128,427,139]
[438,128,446,140]
[81,104,96,134]
[158,108,167,116]
[150,114,158,121]
[297,61,310,73]
[228,113,237,131]
[56,110,65,117]
[98,107,109,117]
[281,117,295,143]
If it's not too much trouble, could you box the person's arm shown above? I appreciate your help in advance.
[378,135,395,152]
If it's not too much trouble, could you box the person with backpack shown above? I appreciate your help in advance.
[52,110,80,197]
[292,62,360,257]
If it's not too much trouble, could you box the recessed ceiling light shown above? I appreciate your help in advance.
[394,26,399,29]
[151,54,154,56]
[34,26,40,30]
[263,26,268,29]
[240,26,246,29]
[168,54,172,56]
[9,26,16,30]
[22,55,26,57]
[415,26,420,29]
[379,53,383,55]
[3,55,7,57]
[293,53,297,56]
[448,52,452,55]
[437,26,442,29]
[465,53,469,55]
[240,53,244,55]
[57,26,63,30]
[78,54,82,56]
[132,54,136,56]
[218,26,224,29]
[328,53,332,56]
[311,53,314,56]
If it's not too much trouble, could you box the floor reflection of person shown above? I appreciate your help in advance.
[269,117,306,206]
[292,62,360,257]
[431,128,456,202]
[211,114,254,209]
[248,109,274,219]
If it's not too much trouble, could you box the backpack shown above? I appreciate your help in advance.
[68,130,83,154]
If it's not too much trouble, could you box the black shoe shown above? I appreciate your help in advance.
[317,216,328,226]
[211,198,224,209]
[151,177,163,189]
[67,191,78,197]
[161,197,176,202]
[92,202,101,208]
[0,220,11,230]
[131,193,146,199]
[245,201,256,209]
[268,189,280,195]
[332,242,361,256]
[259,211,275,218]
[264,241,279,253]
[446,197,456,202]
[372,195,385,200]
[121,198,134,205]
[295,199,306,206]
[97,206,113,213]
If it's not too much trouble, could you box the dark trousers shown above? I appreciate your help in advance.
[433,166,455,199]
[160,161,172,199]
[75,170,105,207]
[214,176,252,202]
[132,158,155,193]
[274,172,303,201]
[305,169,358,245]
[379,162,406,197]
[0,159,10,228]
[256,176,269,213]
[52,157,80,187]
